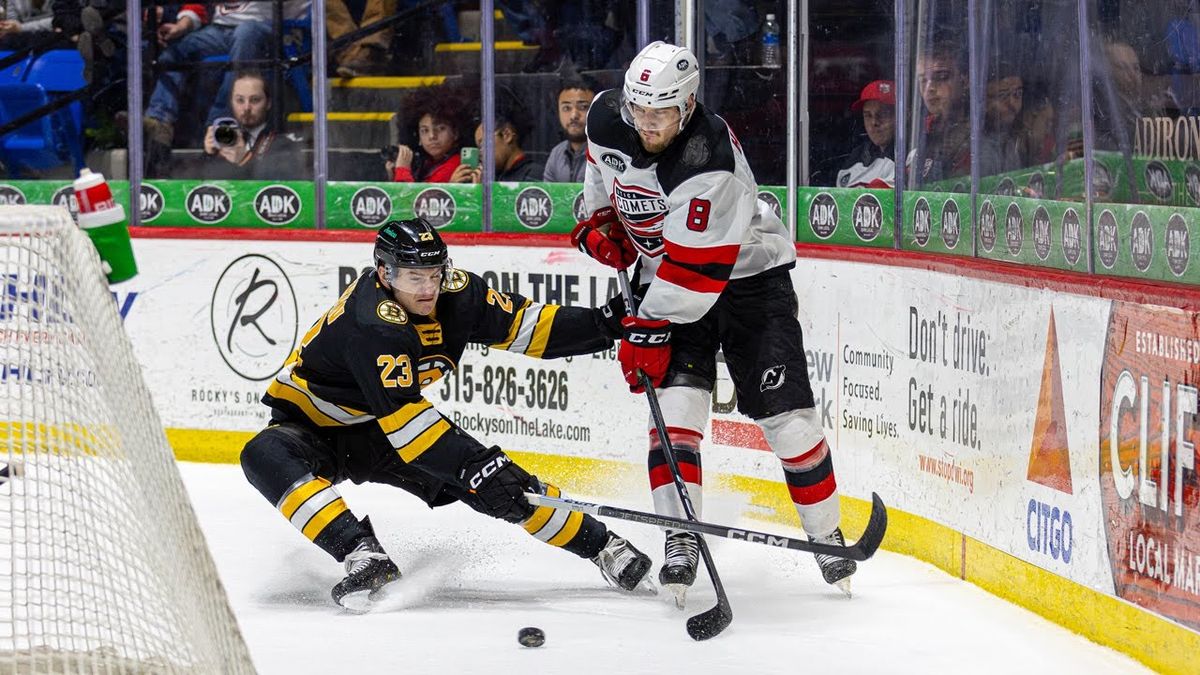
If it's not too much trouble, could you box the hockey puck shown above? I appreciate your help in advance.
[517,626,545,648]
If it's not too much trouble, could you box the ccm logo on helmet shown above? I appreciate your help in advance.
[466,454,510,489]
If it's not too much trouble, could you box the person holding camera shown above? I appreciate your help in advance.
[387,85,475,183]
[201,70,306,180]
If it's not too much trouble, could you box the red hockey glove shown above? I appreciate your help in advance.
[570,207,638,270]
[618,316,672,393]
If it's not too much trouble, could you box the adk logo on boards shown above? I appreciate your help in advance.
[254,184,301,225]
[1025,310,1075,565]
[808,192,838,239]
[139,183,164,221]
[413,187,456,228]
[1129,211,1154,273]
[1097,210,1119,269]
[757,191,782,220]
[995,177,1016,196]
[1166,213,1190,277]
[210,254,298,381]
[1145,160,1174,202]
[1099,302,1200,630]
[1032,206,1052,261]
[851,193,882,241]
[1027,172,1045,197]
[186,184,232,224]
[51,185,79,218]
[515,185,553,229]
[350,185,391,226]
[1005,202,1024,256]
[940,198,960,249]
[1061,208,1082,266]
[601,153,627,172]
[979,200,997,252]
[1186,164,1200,206]
[572,191,587,222]
[0,184,26,205]
[912,197,931,247]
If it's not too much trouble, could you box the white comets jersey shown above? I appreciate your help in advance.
[583,89,795,325]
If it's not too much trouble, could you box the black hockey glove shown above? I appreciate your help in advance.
[459,447,537,523]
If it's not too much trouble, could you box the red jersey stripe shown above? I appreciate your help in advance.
[649,462,702,490]
[664,240,740,266]
[657,259,728,294]
[787,473,837,505]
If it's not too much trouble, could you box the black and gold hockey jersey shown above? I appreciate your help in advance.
[263,268,617,482]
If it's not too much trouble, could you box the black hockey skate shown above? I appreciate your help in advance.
[810,527,856,597]
[331,535,401,611]
[592,531,653,593]
[658,532,699,609]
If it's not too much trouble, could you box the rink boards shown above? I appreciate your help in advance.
[111,233,1200,673]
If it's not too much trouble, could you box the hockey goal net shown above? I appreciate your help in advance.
[0,206,254,673]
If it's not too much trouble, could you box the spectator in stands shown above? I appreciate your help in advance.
[0,0,54,44]
[199,70,306,179]
[142,0,309,150]
[470,107,544,182]
[836,79,895,188]
[908,39,998,186]
[984,61,1025,172]
[544,75,595,183]
[387,85,474,183]
[327,0,394,78]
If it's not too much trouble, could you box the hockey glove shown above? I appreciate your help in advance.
[460,447,537,523]
[570,207,638,270]
[618,316,672,393]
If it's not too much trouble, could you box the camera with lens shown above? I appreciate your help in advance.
[212,117,245,148]
[380,145,399,163]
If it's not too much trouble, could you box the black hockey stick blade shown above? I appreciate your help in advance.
[685,536,733,640]
[526,491,889,561]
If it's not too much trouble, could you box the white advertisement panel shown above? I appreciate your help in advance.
[118,237,1199,634]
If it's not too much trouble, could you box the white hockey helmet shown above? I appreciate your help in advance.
[621,41,700,132]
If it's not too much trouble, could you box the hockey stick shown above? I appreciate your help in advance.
[529,491,888,560]
[617,268,732,641]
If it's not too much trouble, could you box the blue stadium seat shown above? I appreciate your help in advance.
[24,50,86,91]
[0,83,85,176]
[0,51,33,84]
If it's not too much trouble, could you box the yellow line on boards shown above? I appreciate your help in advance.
[285,112,395,122]
[330,76,447,89]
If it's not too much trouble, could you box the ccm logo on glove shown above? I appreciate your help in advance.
[465,453,510,489]
[618,316,672,393]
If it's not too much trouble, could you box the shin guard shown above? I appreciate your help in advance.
[759,408,841,537]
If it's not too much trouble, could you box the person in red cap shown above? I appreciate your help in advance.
[836,80,896,189]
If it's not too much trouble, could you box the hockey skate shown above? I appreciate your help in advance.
[810,527,856,597]
[331,535,401,611]
[658,532,699,609]
[592,531,653,593]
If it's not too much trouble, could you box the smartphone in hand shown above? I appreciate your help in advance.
[460,147,480,169]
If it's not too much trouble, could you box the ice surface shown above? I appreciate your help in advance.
[180,463,1148,675]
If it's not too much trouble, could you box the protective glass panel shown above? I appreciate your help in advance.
[907,0,970,192]
[810,0,896,189]
[703,0,787,187]
[1088,0,1197,207]
[977,0,1083,201]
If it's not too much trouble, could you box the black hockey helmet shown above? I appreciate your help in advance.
[374,218,449,276]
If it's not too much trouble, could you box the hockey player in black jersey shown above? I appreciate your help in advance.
[240,218,652,610]
[571,41,857,605]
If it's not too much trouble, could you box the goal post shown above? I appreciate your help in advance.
[0,206,255,673]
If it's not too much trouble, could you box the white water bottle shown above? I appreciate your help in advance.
[761,13,781,68]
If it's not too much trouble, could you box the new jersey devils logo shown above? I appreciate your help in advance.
[611,179,667,256]
[760,365,786,392]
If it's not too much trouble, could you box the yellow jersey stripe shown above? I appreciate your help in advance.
[494,305,527,350]
[397,418,451,463]
[278,477,330,519]
[301,498,348,540]
[266,380,341,427]
[523,504,555,534]
[378,399,433,434]
[525,304,559,358]
[547,510,585,547]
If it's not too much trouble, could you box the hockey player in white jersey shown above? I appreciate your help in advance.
[572,41,857,604]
